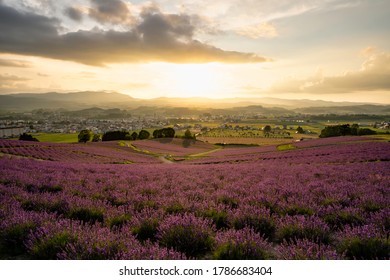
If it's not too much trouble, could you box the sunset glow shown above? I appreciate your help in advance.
[0,0,389,103]
[162,64,225,98]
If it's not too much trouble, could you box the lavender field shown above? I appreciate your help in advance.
[131,138,215,157]
[0,137,389,260]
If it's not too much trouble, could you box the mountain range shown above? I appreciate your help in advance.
[0,91,389,115]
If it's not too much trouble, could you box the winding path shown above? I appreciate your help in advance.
[158,155,175,164]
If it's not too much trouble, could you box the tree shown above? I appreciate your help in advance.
[102,130,128,141]
[92,134,101,142]
[153,127,176,139]
[319,124,376,138]
[153,129,163,138]
[263,125,271,137]
[350,124,359,135]
[320,124,350,138]
[78,129,92,143]
[357,128,376,136]
[138,130,150,140]
[162,127,175,138]
[19,133,39,142]
[296,126,304,134]
[131,132,138,140]
[184,129,194,139]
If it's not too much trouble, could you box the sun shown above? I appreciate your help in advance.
[168,64,224,98]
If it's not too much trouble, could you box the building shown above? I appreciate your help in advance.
[0,127,25,138]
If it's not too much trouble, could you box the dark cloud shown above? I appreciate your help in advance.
[64,7,83,22]
[0,3,268,65]
[137,12,195,45]
[0,58,31,67]
[89,0,133,25]
[0,4,59,48]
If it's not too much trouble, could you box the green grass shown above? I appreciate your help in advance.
[372,133,390,141]
[33,133,78,143]
[277,144,296,151]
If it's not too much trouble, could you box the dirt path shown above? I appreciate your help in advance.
[158,155,175,164]
[188,147,222,157]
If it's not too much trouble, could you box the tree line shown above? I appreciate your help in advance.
[77,128,195,143]
[319,124,376,138]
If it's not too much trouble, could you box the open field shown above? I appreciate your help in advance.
[32,133,78,143]
[372,134,390,141]
[197,136,316,146]
[0,136,389,260]
[131,138,216,156]
[0,140,159,164]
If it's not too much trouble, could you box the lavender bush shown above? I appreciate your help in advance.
[336,225,389,259]
[276,239,340,260]
[157,213,215,258]
[213,227,274,260]
[0,137,388,259]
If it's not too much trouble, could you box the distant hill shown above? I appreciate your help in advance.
[251,97,368,109]
[297,104,390,115]
[0,91,139,111]
[0,91,389,115]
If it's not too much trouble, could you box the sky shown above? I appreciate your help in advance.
[0,0,389,103]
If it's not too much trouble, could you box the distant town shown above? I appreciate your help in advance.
[0,108,389,139]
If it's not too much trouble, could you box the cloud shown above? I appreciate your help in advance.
[0,3,269,65]
[176,0,360,38]
[64,7,83,22]
[79,71,96,79]
[0,4,60,43]
[123,82,150,89]
[137,11,195,45]
[0,73,30,92]
[236,22,278,39]
[271,50,390,93]
[88,0,134,25]
[19,0,57,16]
[0,58,32,67]
[0,74,29,82]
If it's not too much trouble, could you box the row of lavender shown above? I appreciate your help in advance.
[132,138,215,156]
[1,139,388,259]
[0,140,159,164]
[191,136,375,159]
[187,138,388,165]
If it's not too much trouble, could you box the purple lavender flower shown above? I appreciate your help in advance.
[157,213,215,257]
[214,227,274,259]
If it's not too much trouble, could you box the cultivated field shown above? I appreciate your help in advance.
[131,138,215,156]
[32,133,78,143]
[0,136,389,260]
[0,140,159,164]
[197,136,300,146]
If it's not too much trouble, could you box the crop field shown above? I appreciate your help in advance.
[32,133,78,143]
[0,136,389,260]
[199,128,294,139]
[197,136,314,146]
[0,140,159,164]
[131,138,215,156]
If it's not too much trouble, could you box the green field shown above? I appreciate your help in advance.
[277,143,297,151]
[373,133,390,141]
[33,133,78,143]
